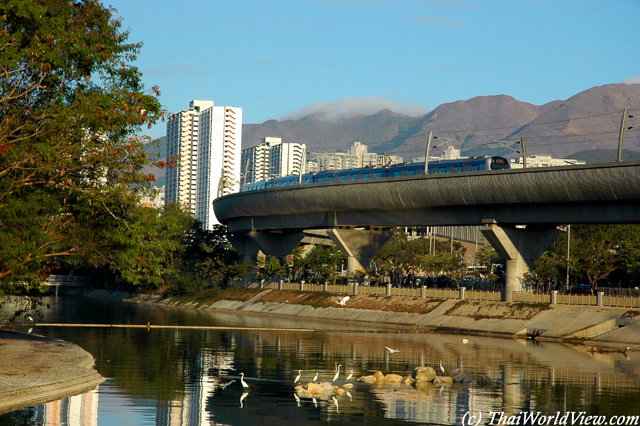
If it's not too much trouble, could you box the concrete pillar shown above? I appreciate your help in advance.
[227,233,262,263]
[597,291,604,306]
[459,287,466,300]
[353,282,359,294]
[300,280,305,291]
[386,282,392,296]
[249,230,305,261]
[326,228,394,278]
[421,285,426,298]
[278,280,283,290]
[481,221,560,302]
[323,282,328,292]
[551,290,558,304]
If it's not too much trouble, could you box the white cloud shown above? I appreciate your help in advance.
[281,97,430,122]
[622,76,640,84]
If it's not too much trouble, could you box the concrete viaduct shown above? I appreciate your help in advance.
[212,160,640,301]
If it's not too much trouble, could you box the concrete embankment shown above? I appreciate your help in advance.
[111,289,640,349]
[0,331,104,414]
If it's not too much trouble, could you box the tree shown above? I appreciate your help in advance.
[0,1,164,291]
[305,245,344,283]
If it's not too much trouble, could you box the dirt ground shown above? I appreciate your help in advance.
[0,330,104,414]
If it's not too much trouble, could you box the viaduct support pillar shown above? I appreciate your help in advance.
[248,230,306,261]
[227,233,262,263]
[480,221,560,302]
[326,228,394,280]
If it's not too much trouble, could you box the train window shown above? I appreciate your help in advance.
[455,166,463,172]
[352,174,360,180]
[408,170,416,176]
[339,175,347,181]
[316,177,324,183]
[416,169,424,175]
[266,182,273,188]
[472,165,480,171]
[375,172,384,178]
[275,182,281,187]
[304,178,312,184]
[439,167,447,174]
[363,173,369,179]
[392,171,401,177]
[329,176,334,182]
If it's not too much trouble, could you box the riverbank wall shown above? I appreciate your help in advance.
[72,288,640,349]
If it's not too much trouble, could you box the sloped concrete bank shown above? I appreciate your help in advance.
[106,289,640,349]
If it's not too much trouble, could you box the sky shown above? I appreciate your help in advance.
[104,0,640,139]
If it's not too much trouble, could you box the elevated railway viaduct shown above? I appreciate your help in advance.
[213,160,640,301]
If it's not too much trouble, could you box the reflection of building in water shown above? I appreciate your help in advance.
[36,388,99,426]
[157,347,236,425]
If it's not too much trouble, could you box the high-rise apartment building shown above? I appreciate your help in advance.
[240,137,305,186]
[166,100,242,229]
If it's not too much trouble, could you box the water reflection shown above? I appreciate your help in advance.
[1,294,639,425]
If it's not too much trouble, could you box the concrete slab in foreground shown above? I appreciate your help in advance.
[0,331,104,414]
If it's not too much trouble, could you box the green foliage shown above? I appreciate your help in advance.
[0,0,164,290]
[305,245,345,283]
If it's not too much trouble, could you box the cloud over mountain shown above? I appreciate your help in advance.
[281,97,430,122]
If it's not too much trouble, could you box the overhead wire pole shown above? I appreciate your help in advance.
[519,138,527,168]
[424,131,433,174]
[618,109,629,161]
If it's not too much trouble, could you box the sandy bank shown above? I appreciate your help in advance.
[0,331,104,414]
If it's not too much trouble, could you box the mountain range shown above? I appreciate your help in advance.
[147,83,640,187]
[243,83,640,162]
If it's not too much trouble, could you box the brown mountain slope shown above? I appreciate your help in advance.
[241,83,640,163]
[510,83,640,159]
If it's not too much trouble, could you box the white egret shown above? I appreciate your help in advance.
[294,370,302,383]
[27,315,33,322]
[346,390,353,401]
[240,372,249,388]
[312,372,319,382]
[333,364,341,382]
[385,346,400,354]
[332,395,339,412]
[336,296,350,306]
[439,360,445,374]
[346,369,354,381]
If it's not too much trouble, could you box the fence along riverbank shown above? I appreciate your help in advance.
[239,280,640,309]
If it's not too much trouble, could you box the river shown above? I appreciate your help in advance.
[1,293,640,425]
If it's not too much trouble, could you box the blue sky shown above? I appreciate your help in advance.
[106,0,640,139]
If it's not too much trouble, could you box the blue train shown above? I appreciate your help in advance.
[241,156,510,192]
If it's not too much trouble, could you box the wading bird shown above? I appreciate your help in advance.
[294,370,302,383]
[439,360,445,374]
[240,372,249,388]
[385,346,400,354]
[333,365,341,382]
[313,372,319,382]
[346,369,354,381]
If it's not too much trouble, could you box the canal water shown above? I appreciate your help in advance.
[1,294,640,426]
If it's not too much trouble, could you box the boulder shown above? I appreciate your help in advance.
[450,368,468,383]
[411,366,437,382]
[374,371,385,381]
[385,374,403,384]
[479,375,494,386]
[433,376,453,386]
[360,375,377,383]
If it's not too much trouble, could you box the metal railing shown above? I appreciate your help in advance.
[240,280,640,308]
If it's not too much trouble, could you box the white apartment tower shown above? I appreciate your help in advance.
[166,100,242,229]
[240,137,306,186]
